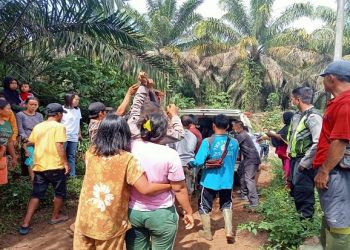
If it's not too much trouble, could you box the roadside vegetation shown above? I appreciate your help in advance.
[239,157,322,249]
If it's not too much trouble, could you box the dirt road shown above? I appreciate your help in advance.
[1,167,272,250]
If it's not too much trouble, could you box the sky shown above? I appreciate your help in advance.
[127,0,337,33]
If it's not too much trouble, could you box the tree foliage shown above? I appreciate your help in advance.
[1,0,350,113]
[33,54,133,117]
[0,0,174,82]
[239,59,264,112]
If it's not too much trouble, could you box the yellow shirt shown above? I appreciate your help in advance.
[29,120,67,172]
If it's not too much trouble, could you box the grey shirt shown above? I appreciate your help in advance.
[299,113,323,169]
[234,130,261,165]
[172,129,197,166]
[16,111,43,139]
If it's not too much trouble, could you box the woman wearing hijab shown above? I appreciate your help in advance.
[2,77,24,113]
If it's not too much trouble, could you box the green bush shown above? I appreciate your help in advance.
[261,108,284,132]
[206,91,232,109]
[266,92,281,112]
[32,55,133,121]
[238,157,322,249]
[169,93,195,109]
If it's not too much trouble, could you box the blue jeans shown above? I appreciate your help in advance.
[64,141,78,177]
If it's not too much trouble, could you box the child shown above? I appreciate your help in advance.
[19,82,34,106]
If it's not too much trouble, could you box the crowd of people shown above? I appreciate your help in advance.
[1,60,350,250]
[258,61,350,249]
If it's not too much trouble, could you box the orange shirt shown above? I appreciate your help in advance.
[75,150,143,240]
[1,110,18,141]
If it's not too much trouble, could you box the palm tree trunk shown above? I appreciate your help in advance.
[334,0,345,60]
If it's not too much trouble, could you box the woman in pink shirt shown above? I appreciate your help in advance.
[126,113,193,250]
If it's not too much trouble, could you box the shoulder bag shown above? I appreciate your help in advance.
[204,136,231,169]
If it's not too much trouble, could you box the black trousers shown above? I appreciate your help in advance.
[290,157,317,219]
[198,187,232,214]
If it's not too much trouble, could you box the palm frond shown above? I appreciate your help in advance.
[313,6,336,26]
[123,5,151,34]
[250,0,273,41]
[0,0,175,77]
[171,13,203,45]
[174,0,203,27]
[219,0,250,35]
[194,18,240,42]
[161,0,176,21]
[259,54,283,89]
[309,27,335,54]
[270,2,314,35]
[251,4,271,42]
[146,0,160,16]
[2,1,145,54]
[267,29,311,51]
[149,11,173,47]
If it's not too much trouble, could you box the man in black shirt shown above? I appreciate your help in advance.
[233,121,261,208]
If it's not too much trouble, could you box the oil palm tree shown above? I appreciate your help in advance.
[267,3,350,100]
[121,0,206,91]
[189,0,316,111]
[0,0,174,81]
[124,0,203,51]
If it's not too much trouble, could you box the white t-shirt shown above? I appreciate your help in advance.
[61,107,82,142]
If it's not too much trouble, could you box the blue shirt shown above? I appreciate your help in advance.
[189,134,239,190]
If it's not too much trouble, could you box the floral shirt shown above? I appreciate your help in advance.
[75,149,144,240]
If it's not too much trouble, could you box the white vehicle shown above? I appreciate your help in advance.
[180,108,253,138]
[180,109,254,183]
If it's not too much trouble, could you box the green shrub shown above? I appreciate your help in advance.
[33,55,133,122]
[206,91,232,109]
[261,108,284,132]
[266,92,281,112]
[238,157,322,249]
[169,93,195,109]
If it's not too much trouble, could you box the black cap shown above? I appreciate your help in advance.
[46,103,67,115]
[320,60,350,78]
[88,102,106,118]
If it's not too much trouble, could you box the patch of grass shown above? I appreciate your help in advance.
[239,157,322,249]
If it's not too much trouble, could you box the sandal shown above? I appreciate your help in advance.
[49,215,69,225]
[19,226,30,235]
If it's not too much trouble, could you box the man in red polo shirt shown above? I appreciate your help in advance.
[313,60,350,249]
